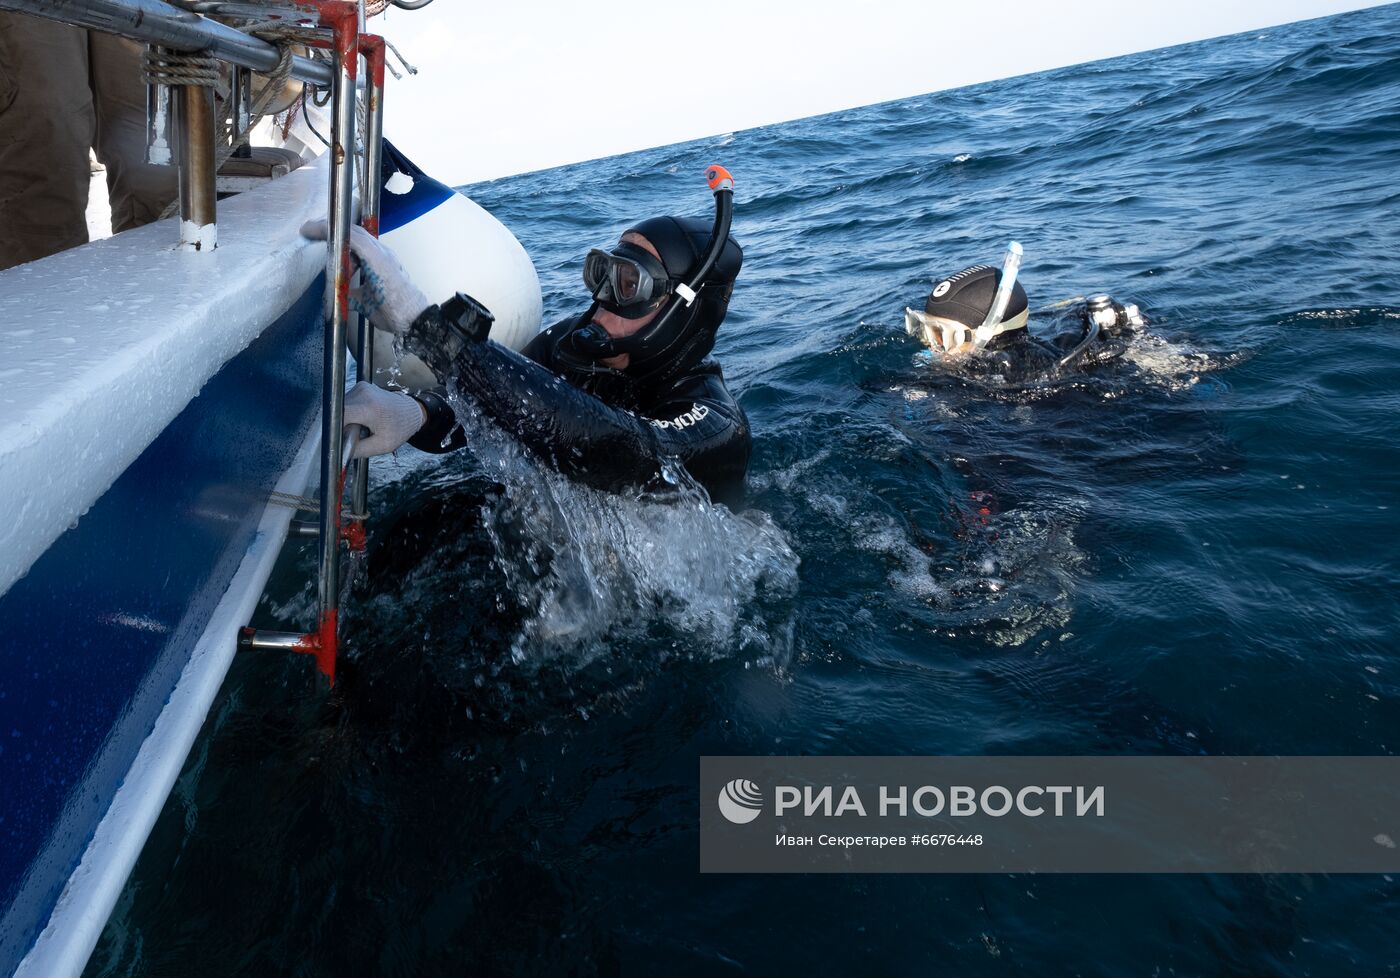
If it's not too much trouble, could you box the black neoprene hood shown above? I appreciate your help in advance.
[626,215,743,288]
[613,215,744,383]
[925,263,1029,328]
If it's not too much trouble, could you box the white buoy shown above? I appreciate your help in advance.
[373,148,543,389]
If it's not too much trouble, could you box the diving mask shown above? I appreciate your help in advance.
[583,241,674,318]
[905,308,976,354]
[905,307,1029,355]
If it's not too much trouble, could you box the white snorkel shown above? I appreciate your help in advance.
[971,240,1023,352]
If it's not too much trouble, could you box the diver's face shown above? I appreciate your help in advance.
[592,232,668,369]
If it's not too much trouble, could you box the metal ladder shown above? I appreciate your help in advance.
[0,0,390,684]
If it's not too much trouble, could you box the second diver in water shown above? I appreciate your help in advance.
[904,242,1147,381]
[307,166,750,507]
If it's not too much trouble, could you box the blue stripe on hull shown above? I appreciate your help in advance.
[0,279,325,974]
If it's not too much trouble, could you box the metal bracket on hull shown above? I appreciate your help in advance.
[175,71,220,250]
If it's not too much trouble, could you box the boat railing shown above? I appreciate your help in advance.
[0,0,336,84]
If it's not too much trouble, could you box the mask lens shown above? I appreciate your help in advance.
[614,260,642,302]
[583,250,609,293]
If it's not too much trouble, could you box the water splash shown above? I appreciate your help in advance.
[449,394,800,667]
[1118,328,1238,392]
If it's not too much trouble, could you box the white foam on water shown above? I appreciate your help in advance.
[1120,331,1229,391]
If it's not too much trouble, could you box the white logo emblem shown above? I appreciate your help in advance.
[651,403,711,430]
[932,280,951,298]
[718,779,763,824]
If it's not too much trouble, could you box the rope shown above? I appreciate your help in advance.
[385,38,418,77]
[268,490,320,511]
[142,47,221,87]
[267,493,368,524]
[221,22,297,157]
[151,22,301,220]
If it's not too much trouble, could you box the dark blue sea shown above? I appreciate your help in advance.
[90,6,1400,975]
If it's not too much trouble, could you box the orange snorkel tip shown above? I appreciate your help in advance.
[705,164,734,192]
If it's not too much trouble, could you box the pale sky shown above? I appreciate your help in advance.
[373,0,1393,185]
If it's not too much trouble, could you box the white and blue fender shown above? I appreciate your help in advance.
[374,141,542,389]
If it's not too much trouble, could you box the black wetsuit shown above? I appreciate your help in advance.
[406,317,751,506]
[963,332,1064,381]
[959,306,1135,382]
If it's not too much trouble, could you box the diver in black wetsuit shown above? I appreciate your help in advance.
[314,166,751,506]
[903,244,1147,381]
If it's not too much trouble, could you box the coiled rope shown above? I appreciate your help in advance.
[268,490,321,511]
[142,47,221,87]
[147,21,303,219]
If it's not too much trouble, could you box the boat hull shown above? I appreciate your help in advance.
[0,281,323,977]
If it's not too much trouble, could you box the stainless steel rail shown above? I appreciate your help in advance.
[230,65,253,159]
[312,0,360,686]
[350,33,385,520]
[0,0,335,87]
[174,79,218,249]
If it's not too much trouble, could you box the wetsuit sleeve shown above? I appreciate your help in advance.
[407,317,571,454]
[406,321,748,494]
[407,389,466,454]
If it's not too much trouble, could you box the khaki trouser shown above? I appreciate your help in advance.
[0,13,178,271]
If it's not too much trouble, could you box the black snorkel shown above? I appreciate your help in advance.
[560,165,736,371]
[680,164,736,301]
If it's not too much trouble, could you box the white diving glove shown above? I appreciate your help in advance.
[343,381,426,459]
[300,220,429,336]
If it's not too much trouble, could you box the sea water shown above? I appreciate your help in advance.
[90,6,1400,975]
